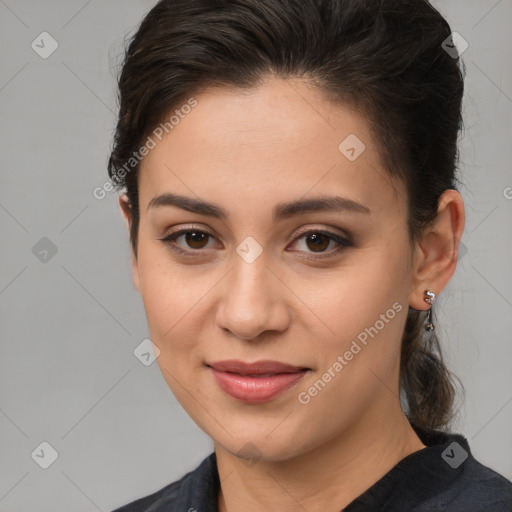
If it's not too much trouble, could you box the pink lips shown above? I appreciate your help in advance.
[207,360,309,403]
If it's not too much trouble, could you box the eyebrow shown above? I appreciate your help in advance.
[146,192,370,221]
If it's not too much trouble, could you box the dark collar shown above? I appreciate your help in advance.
[173,426,471,511]
[343,426,472,510]
[140,426,510,512]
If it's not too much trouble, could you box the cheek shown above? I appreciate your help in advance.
[301,248,409,407]
[312,254,408,345]
[135,245,205,346]
[307,286,406,399]
[137,257,209,400]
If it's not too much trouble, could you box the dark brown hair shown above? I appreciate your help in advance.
[108,0,465,431]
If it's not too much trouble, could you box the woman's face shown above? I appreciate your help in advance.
[124,76,419,462]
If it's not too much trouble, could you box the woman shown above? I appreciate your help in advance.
[108,0,512,510]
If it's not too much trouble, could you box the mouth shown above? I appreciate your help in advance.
[206,359,310,375]
[206,360,311,403]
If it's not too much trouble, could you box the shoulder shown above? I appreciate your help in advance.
[365,426,512,512]
[414,445,512,512]
[110,452,218,512]
[110,472,185,512]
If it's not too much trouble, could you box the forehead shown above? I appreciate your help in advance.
[138,77,406,222]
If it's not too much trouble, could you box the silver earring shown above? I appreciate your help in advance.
[424,290,435,332]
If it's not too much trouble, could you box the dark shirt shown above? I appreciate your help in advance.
[111,427,512,511]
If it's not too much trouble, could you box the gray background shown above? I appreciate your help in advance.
[0,1,511,510]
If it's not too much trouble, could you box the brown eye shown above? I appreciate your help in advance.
[160,227,351,259]
[288,229,349,256]
[159,229,216,253]
[304,233,331,252]
[184,231,210,249]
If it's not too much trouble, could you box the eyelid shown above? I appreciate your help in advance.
[159,223,218,244]
[291,224,351,243]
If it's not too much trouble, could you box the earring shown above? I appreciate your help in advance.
[424,290,435,332]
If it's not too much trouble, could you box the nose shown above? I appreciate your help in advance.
[215,251,291,341]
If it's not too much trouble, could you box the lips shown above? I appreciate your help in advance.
[208,359,308,375]
[207,359,310,403]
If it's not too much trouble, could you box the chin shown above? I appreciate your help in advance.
[216,430,312,465]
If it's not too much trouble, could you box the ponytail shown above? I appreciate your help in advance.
[400,308,462,430]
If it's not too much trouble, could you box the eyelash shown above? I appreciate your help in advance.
[158,226,352,260]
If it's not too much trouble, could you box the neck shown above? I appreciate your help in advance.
[215,400,426,512]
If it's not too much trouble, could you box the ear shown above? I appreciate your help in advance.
[118,193,141,293]
[409,189,465,310]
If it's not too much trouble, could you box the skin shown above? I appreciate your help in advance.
[119,76,465,512]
